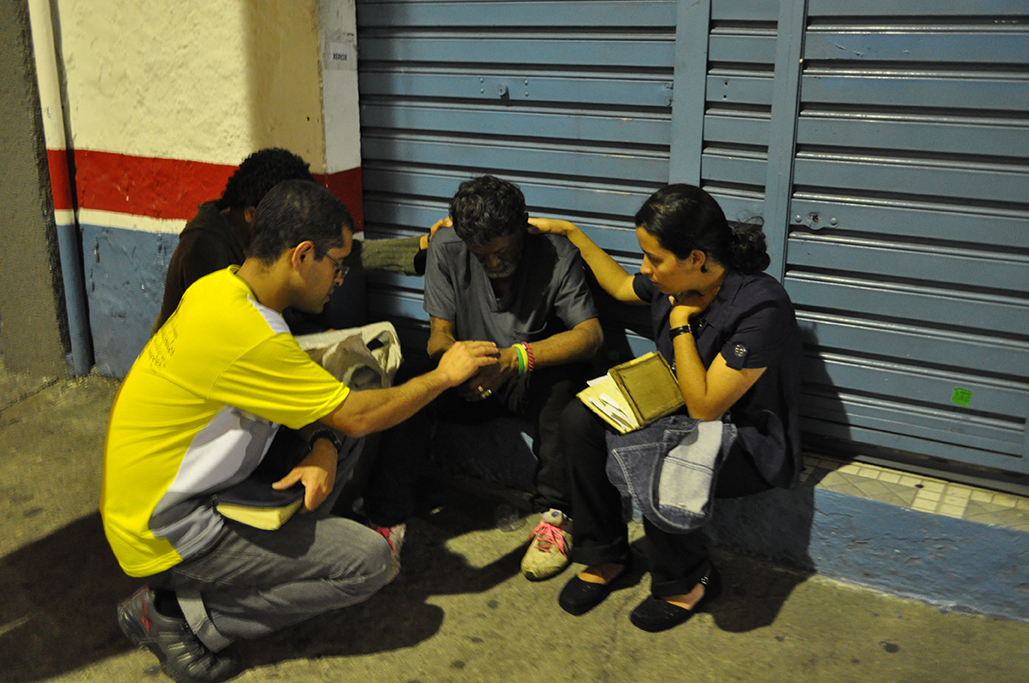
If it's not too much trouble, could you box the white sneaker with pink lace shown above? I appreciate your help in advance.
[372,522,405,583]
[521,509,572,581]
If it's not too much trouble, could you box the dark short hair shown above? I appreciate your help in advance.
[218,148,316,211]
[634,184,769,275]
[248,180,353,263]
[449,175,527,247]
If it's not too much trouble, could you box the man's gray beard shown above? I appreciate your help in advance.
[486,263,517,279]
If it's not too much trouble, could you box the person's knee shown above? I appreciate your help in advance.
[336,526,393,597]
[561,400,600,443]
[560,397,587,430]
[310,520,393,602]
[362,549,392,598]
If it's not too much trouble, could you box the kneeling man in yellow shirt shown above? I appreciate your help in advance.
[102,179,496,683]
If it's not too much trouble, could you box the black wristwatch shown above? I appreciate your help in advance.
[670,324,694,338]
[310,429,344,456]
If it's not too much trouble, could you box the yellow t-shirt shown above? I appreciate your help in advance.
[101,267,350,577]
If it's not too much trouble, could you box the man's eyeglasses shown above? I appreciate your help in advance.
[316,249,350,280]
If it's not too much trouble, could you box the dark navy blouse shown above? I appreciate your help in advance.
[633,270,804,489]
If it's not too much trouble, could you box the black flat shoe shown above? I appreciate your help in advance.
[558,561,629,616]
[629,567,722,632]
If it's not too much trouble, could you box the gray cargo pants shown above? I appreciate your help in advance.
[150,433,392,651]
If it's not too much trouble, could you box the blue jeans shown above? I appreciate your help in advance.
[150,431,391,651]
[605,414,737,534]
[563,401,771,597]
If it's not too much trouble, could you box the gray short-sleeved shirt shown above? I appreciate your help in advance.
[423,228,598,347]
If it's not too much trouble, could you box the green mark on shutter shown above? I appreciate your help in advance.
[951,388,972,407]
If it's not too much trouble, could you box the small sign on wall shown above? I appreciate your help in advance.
[326,41,356,71]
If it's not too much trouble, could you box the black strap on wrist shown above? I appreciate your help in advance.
[670,324,694,339]
[309,429,343,455]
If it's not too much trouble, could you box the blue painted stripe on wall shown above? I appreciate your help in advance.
[81,223,176,378]
[82,224,371,379]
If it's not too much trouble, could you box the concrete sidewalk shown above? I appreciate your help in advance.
[1,368,1027,683]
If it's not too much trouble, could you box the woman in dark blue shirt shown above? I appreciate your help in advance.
[530,184,803,632]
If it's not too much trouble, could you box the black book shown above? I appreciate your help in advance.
[214,479,305,530]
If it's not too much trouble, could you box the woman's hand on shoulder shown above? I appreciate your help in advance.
[421,216,452,250]
[528,217,579,238]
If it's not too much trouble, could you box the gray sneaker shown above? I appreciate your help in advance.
[117,586,241,683]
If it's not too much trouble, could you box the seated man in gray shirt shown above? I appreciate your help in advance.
[364,175,603,582]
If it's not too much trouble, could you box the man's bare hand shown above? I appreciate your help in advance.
[458,346,519,400]
[272,440,338,513]
[437,340,499,388]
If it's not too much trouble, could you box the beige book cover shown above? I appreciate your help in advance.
[577,352,685,434]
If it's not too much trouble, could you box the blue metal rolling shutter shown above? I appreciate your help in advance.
[784,1,1029,474]
[356,0,1029,479]
[669,0,1029,477]
[356,0,678,352]
[693,0,780,225]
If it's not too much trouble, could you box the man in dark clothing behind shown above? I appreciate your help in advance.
[154,148,426,334]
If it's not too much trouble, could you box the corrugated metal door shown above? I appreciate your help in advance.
[355,0,679,350]
[660,0,1029,477]
[356,0,1029,478]
[785,1,1029,475]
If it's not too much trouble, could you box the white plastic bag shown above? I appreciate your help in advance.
[296,321,403,391]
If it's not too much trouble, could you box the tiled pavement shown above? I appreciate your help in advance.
[802,454,1029,531]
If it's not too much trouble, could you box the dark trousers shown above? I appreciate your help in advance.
[562,400,771,597]
[363,364,586,526]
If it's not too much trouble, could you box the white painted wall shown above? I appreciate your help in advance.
[319,0,362,173]
[55,0,329,170]
[42,0,366,376]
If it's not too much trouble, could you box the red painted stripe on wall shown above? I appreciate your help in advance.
[319,167,364,232]
[46,148,75,211]
[74,150,236,220]
[71,149,364,229]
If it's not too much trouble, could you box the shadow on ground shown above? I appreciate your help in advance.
[0,475,526,682]
[0,472,811,681]
[239,479,529,668]
[706,548,813,633]
[0,513,136,683]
